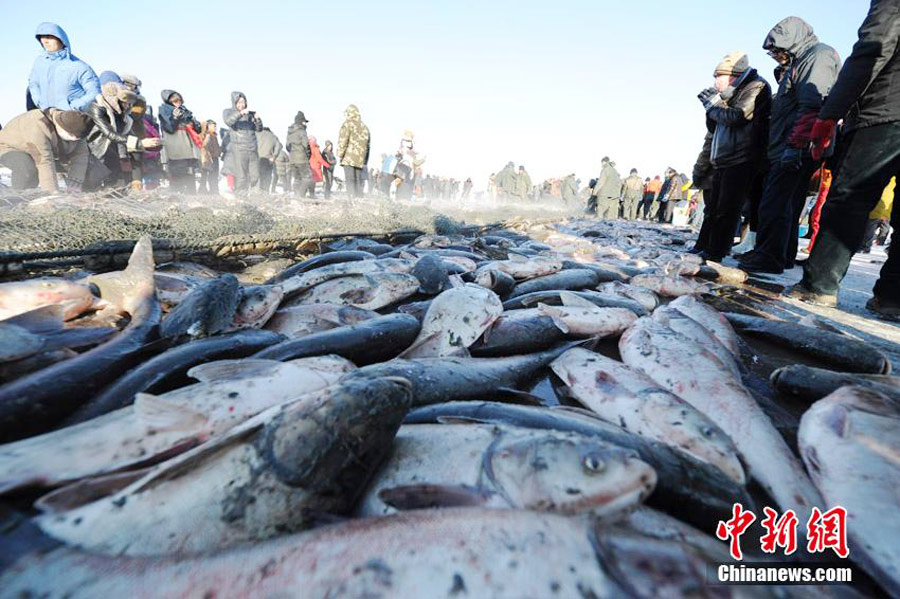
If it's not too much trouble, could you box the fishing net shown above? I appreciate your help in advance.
[0,187,577,273]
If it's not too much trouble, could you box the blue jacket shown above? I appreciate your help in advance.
[28,23,100,112]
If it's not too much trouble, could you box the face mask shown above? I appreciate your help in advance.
[56,125,79,142]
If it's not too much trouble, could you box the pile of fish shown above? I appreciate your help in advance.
[0,218,896,598]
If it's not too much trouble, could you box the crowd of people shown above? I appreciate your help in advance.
[0,23,472,201]
[677,4,899,322]
[1,2,898,321]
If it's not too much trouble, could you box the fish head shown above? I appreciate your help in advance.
[261,376,413,498]
[232,285,284,329]
[473,269,498,289]
[486,431,656,517]
[638,390,746,485]
[0,278,98,320]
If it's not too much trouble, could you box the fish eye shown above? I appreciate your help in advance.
[41,281,54,288]
[582,454,606,474]
[701,426,716,438]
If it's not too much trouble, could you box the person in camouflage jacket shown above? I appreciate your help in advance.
[338,104,370,197]
[620,169,644,220]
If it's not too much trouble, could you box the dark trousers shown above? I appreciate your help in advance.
[168,159,196,194]
[745,171,765,231]
[860,219,882,253]
[694,189,716,252]
[657,201,674,223]
[753,156,818,269]
[258,159,274,192]
[291,164,314,197]
[344,166,364,197]
[323,168,334,198]
[200,161,219,194]
[0,151,39,190]
[700,163,756,258]
[640,194,655,219]
[803,122,900,301]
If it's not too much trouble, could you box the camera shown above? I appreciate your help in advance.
[175,106,193,122]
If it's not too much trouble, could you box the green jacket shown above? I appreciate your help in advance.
[592,161,622,199]
[495,164,518,192]
[516,170,532,197]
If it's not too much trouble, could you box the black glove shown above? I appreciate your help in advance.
[697,87,723,111]
[780,147,804,171]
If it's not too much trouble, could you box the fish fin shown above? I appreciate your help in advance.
[508,252,528,262]
[445,344,471,358]
[558,291,596,309]
[88,236,155,314]
[494,387,545,407]
[435,415,489,425]
[186,359,287,382]
[134,393,209,432]
[132,412,267,493]
[2,305,65,333]
[481,321,495,344]
[313,315,346,328]
[537,304,570,334]
[377,484,490,510]
[398,331,442,358]
[33,469,152,514]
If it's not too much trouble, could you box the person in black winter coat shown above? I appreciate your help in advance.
[222,91,262,197]
[322,140,336,199]
[692,52,772,260]
[158,90,200,194]
[738,17,841,274]
[83,82,159,190]
[792,0,900,319]
[286,111,313,197]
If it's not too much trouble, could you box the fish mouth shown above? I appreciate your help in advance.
[566,474,655,517]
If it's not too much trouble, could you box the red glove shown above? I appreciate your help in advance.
[810,118,838,161]
[787,112,819,148]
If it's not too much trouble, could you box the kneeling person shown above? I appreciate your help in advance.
[0,108,92,193]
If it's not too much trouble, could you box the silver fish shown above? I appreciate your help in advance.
[620,317,822,521]
[36,376,412,557]
[551,348,745,484]
[357,423,656,518]
[799,386,900,597]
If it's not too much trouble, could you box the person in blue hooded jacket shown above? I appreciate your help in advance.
[27,23,100,113]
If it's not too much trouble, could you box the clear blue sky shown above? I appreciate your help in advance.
[1,0,869,189]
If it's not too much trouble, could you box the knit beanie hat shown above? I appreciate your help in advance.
[714,51,749,77]
[121,74,142,91]
[53,110,93,138]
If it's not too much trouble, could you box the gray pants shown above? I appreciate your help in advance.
[597,196,618,220]
[233,149,260,196]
